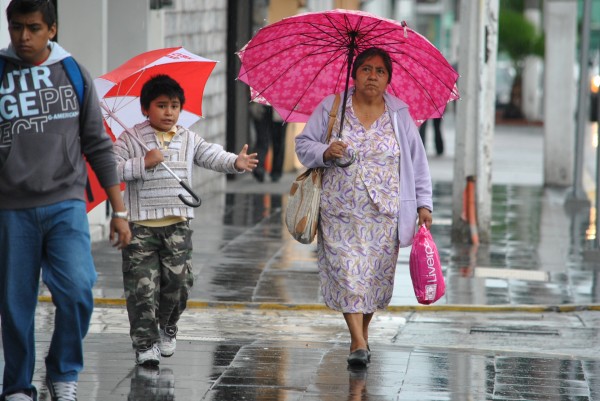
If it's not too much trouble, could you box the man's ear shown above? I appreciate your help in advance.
[48,24,57,40]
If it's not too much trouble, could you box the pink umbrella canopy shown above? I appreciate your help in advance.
[237,9,459,125]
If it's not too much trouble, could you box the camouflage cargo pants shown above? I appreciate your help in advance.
[122,221,194,349]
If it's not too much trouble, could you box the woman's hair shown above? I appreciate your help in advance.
[140,74,186,110]
[351,47,393,84]
[6,0,56,28]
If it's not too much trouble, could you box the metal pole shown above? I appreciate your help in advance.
[596,48,600,249]
[570,0,592,202]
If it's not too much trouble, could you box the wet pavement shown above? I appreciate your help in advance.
[3,114,600,400]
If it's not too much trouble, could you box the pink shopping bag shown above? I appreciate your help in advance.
[409,224,445,304]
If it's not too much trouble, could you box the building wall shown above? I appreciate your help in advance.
[162,1,229,195]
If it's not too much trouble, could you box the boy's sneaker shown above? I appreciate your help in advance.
[46,377,77,401]
[159,325,177,357]
[6,393,34,401]
[135,343,161,366]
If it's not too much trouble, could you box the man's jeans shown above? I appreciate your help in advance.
[0,200,97,396]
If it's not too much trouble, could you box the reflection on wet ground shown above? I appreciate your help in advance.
[12,161,600,399]
[87,181,600,307]
[16,304,600,400]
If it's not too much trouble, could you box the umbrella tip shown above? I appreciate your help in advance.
[401,21,408,38]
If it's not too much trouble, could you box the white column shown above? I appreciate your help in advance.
[0,0,11,48]
[59,0,109,240]
[106,0,149,71]
[476,0,499,242]
[522,3,543,121]
[59,0,107,78]
[393,0,415,22]
[543,1,577,186]
[362,0,392,17]
[452,0,480,241]
[452,0,498,243]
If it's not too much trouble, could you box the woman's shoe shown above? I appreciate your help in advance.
[347,349,369,367]
[367,344,371,362]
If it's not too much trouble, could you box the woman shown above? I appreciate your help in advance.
[295,47,433,367]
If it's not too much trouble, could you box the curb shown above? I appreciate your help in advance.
[38,296,600,313]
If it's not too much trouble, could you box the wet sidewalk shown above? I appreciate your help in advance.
[86,112,600,309]
[3,114,600,400]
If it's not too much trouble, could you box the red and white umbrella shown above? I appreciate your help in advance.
[88,47,217,210]
[95,46,217,139]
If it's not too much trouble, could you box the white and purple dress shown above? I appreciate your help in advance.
[318,97,400,313]
[295,89,433,314]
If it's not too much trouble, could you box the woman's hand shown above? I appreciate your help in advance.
[418,207,432,230]
[144,149,164,169]
[323,140,348,162]
[235,144,259,172]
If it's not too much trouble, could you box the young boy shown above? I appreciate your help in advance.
[114,74,257,366]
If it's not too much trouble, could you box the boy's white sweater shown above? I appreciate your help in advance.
[114,120,240,222]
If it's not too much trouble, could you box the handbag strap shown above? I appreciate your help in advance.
[325,94,341,143]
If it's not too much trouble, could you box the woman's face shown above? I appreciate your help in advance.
[354,55,390,98]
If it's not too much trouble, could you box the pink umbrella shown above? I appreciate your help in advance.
[237,9,459,125]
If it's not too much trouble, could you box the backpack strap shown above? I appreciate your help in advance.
[62,57,94,202]
[0,58,5,81]
[61,56,84,108]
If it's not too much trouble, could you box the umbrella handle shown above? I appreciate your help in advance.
[101,102,202,207]
[333,32,358,169]
[334,147,356,168]
[178,180,202,208]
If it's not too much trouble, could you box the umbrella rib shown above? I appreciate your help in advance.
[238,10,459,122]
[239,37,343,80]
[277,50,350,121]
[105,71,152,116]
[389,57,457,117]
[390,46,458,93]
[240,28,352,101]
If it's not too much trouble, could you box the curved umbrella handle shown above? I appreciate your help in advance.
[178,181,202,208]
[334,146,356,167]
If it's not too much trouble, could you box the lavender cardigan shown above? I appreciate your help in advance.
[295,90,433,247]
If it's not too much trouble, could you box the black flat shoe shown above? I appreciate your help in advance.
[347,349,369,367]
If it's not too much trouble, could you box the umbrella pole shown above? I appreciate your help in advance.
[334,35,358,168]
[100,102,202,208]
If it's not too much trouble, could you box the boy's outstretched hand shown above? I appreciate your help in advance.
[235,144,259,172]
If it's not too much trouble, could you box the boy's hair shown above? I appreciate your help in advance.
[6,0,57,28]
[351,47,393,84]
[140,74,186,110]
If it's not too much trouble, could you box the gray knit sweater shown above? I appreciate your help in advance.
[114,120,241,221]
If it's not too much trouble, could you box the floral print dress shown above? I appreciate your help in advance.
[318,96,401,313]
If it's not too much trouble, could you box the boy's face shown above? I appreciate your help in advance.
[8,11,56,64]
[142,95,181,132]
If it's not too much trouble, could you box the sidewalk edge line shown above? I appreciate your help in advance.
[37,296,600,313]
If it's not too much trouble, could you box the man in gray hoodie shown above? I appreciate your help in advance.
[0,1,131,400]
